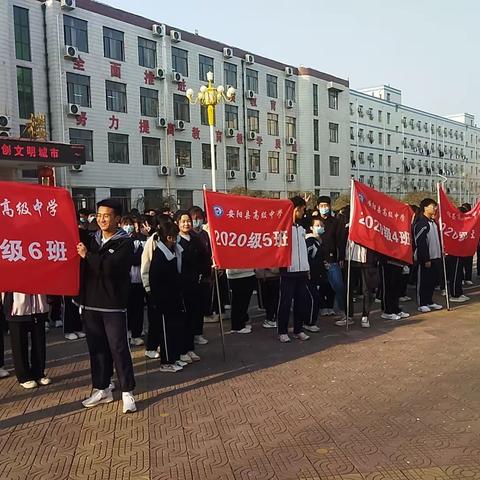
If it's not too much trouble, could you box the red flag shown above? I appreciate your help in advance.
[203,190,293,269]
[0,181,80,295]
[349,181,414,264]
[438,187,480,257]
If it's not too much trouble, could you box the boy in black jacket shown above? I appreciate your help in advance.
[77,198,136,413]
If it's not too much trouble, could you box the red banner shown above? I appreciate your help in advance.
[0,181,80,295]
[203,190,293,269]
[438,187,480,257]
[349,181,414,264]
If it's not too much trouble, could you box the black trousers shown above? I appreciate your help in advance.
[83,310,135,392]
[416,258,442,307]
[49,296,62,323]
[305,281,321,326]
[446,256,463,298]
[258,278,280,322]
[127,283,145,338]
[183,282,203,352]
[8,314,47,383]
[277,275,310,335]
[347,263,377,318]
[156,310,184,364]
[230,275,256,331]
[63,297,83,334]
[319,280,335,309]
[146,298,160,351]
[380,264,403,314]
[399,271,409,297]
[462,256,473,282]
[0,308,5,367]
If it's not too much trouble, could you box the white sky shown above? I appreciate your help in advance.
[105,0,478,122]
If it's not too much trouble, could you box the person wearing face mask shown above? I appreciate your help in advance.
[121,216,146,347]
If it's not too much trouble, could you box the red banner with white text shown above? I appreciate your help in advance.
[203,190,293,269]
[349,181,414,264]
[438,187,480,257]
[0,181,80,295]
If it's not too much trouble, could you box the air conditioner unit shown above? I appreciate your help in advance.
[285,99,294,109]
[285,66,294,76]
[225,127,235,137]
[245,54,255,64]
[157,165,170,176]
[286,137,296,145]
[170,30,181,42]
[152,24,165,36]
[61,0,75,10]
[155,68,165,79]
[227,169,236,180]
[247,131,256,141]
[0,115,11,129]
[176,166,186,176]
[223,47,233,58]
[70,164,82,172]
[64,45,78,59]
[67,103,80,115]
[0,131,10,137]
[175,120,185,131]
[286,173,296,182]
[171,71,183,83]
[245,90,255,99]
[156,117,167,128]
[248,171,257,181]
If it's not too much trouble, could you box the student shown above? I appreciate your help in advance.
[77,198,136,413]
[0,304,8,378]
[277,196,311,343]
[226,269,256,334]
[460,204,474,286]
[413,198,443,313]
[379,256,411,321]
[255,268,280,329]
[144,218,186,372]
[1,293,51,388]
[63,296,85,341]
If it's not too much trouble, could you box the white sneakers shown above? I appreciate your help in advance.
[0,367,10,378]
[20,380,38,389]
[361,316,370,328]
[303,324,320,333]
[65,333,79,340]
[335,317,354,326]
[122,392,136,413]
[179,354,193,364]
[187,351,200,362]
[293,332,310,341]
[320,308,336,316]
[449,295,470,303]
[399,296,412,302]
[130,337,144,346]
[418,306,431,313]
[159,364,183,373]
[145,350,160,359]
[262,320,277,329]
[464,280,474,286]
[82,388,113,407]
[428,303,443,310]
[176,359,188,368]
[279,334,291,343]
[381,313,401,321]
[38,377,52,386]
[231,326,252,334]
[194,335,208,345]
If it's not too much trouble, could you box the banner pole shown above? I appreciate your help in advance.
[214,267,226,361]
[437,181,451,311]
[345,180,355,332]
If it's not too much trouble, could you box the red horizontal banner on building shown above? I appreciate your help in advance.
[0,181,80,295]
[203,190,293,269]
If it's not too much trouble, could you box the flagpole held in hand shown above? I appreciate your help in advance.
[436,181,451,311]
[345,179,355,333]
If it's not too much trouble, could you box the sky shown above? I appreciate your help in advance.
[105,0,478,121]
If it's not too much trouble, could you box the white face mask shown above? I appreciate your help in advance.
[122,225,134,235]
[88,215,96,223]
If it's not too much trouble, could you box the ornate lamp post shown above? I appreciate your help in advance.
[186,71,235,192]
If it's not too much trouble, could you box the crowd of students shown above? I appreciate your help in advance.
[0,194,476,415]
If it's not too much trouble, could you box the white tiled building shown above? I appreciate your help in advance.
[0,0,478,211]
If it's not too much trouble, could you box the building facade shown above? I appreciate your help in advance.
[1,0,478,211]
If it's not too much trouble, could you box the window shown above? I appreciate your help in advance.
[64,15,88,52]
[328,89,338,110]
[138,37,156,68]
[329,156,339,176]
[387,112,391,124]
[17,67,34,119]
[14,6,31,61]
[313,119,319,151]
[144,189,163,211]
[226,146,240,170]
[108,133,129,164]
[172,47,188,76]
[67,73,90,107]
[199,54,214,81]
[106,81,127,112]
[268,151,279,173]
[378,132,383,144]
[224,62,237,88]
[140,88,158,117]
[201,143,217,169]
[110,188,131,212]
[287,153,297,175]
[200,105,215,126]
[379,154,383,167]
[286,116,296,138]
[387,134,391,146]
[142,137,160,165]
[247,109,259,133]
[72,188,95,211]
[103,27,124,61]
[246,69,258,93]
[267,113,279,136]
[248,149,261,172]
[173,94,190,122]
[313,84,318,116]
[329,123,339,143]
[177,190,193,210]
[378,110,382,122]
[387,177,392,190]
[379,176,383,189]
[225,105,238,130]
[69,129,93,162]
[175,141,191,168]
[285,79,295,101]
[314,154,320,186]
[266,74,277,98]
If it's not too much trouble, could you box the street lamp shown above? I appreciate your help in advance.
[186,71,235,192]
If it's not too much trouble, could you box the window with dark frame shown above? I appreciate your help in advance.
[313,119,319,151]
[285,79,296,101]
[144,189,163,211]
[110,188,131,212]
[172,47,188,76]
[173,94,190,122]
[226,146,240,170]
[201,143,218,169]
[329,123,339,143]
[328,89,339,110]
[175,141,191,168]
[268,151,279,173]
[138,37,156,68]
[108,133,129,164]
[267,113,279,136]
[248,149,261,172]
[247,109,259,133]
[329,156,339,176]
[246,69,258,93]
[64,15,88,52]
[142,137,160,165]
[198,54,214,81]
[106,80,127,112]
[313,84,318,116]
[14,6,31,61]
[200,105,215,126]
[72,188,96,211]
[266,74,278,98]
[286,153,297,175]
[285,116,296,138]
[16,66,34,119]
[177,190,193,210]
[224,62,237,88]
[140,87,158,117]
[67,73,91,107]
[69,128,93,162]
[225,105,238,130]
[103,27,124,61]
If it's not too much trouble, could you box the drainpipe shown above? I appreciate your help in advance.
[41,2,53,140]
[240,60,248,190]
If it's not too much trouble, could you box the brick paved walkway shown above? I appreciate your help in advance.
[1,286,480,479]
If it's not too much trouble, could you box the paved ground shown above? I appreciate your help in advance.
[1,284,480,480]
